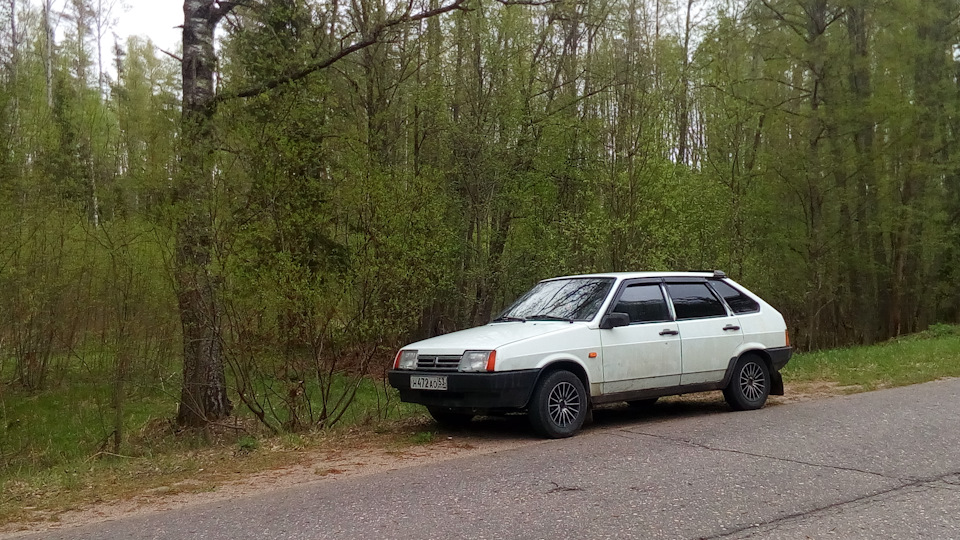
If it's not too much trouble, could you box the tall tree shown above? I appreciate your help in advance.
[5,0,17,79]
[4,0,19,139]
[174,0,234,427]
[42,0,54,108]
[174,0,469,427]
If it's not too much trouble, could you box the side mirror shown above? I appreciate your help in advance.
[600,312,630,329]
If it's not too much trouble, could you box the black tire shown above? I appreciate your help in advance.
[723,355,771,411]
[528,370,588,438]
[427,406,474,429]
[626,397,659,409]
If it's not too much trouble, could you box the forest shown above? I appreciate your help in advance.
[1,0,958,439]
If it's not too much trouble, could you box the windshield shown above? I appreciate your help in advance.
[495,277,615,322]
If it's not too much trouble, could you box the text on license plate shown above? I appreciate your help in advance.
[410,375,448,391]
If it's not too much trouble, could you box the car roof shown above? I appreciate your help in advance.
[542,271,724,281]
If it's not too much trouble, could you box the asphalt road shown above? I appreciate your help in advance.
[20,378,960,540]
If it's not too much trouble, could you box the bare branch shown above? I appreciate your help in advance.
[216,0,470,103]
[494,0,556,5]
[209,0,245,25]
[758,0,806,40]
[159,48,183,63]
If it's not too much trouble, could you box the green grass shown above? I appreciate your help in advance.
[0,363,421,478]
[252,373,424,428]
[0,362,428,525]
[782,323,960,390]
[408,430,436,445]
[0,374,179,473]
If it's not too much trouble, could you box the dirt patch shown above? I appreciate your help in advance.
[772,380,865,404]
[0,382,859,538]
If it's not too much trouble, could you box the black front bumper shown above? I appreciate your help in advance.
[388,369,540,410]
[767,346,794,371]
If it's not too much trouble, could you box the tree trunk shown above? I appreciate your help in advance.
[677,0,695,165]
[8,0,18,138]
[42,0,53,108]
[8,0,16,75]
[95,0,106,92]
[845,2,881,343]
[803,0,829,349]
[175,0,232,427]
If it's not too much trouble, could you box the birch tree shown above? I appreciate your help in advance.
[174,0,469,427]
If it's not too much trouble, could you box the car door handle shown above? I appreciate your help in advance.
[659,329,679,336]
[723,325,741,331]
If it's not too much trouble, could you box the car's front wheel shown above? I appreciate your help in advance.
[427,406,474,429]
[528,370,588,438]
[723,354,771,411]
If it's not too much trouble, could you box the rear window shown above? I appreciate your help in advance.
[666,283,727,320]
[709,280,760,314]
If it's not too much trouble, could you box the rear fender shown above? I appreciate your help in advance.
[723,350,784,395]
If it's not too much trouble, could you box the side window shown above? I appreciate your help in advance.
[666,283,727,320]
[612,284,670,323]
[709,280,760,314]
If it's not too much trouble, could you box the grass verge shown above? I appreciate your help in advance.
[0,367,426,528]
[2,324,960,529]
[0,418,436,530]
[782,323,960,390]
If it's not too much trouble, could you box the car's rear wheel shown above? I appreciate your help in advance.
[427,406,474,429]
[723,354,771,411]
[528,370,588,438]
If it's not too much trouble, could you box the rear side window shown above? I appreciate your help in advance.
[710,280,760,314]
[612,284,671,323]
[666,283,727,320]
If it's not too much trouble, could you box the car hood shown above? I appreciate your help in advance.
[405,322,584,354]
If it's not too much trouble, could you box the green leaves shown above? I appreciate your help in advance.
[2,0,959,438]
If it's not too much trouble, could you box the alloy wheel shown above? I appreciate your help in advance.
[548,381,581,426]
[739,362,766,402]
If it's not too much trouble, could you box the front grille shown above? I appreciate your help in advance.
[416,354,461,372]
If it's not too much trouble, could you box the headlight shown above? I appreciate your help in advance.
[459,350,496,372]
[395,350,418,370]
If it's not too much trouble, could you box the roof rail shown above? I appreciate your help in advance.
[685,269,727,278]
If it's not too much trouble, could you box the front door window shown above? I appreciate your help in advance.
[600,282,681,393]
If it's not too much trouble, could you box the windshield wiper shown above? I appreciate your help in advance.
[491,316,526,323]
[524,314,574,322]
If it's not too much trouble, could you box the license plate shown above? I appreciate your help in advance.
[410,375,447,391]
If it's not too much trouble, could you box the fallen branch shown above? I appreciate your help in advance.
[85,451,134,463]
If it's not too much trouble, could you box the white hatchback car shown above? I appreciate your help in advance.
[388,271,792,438]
